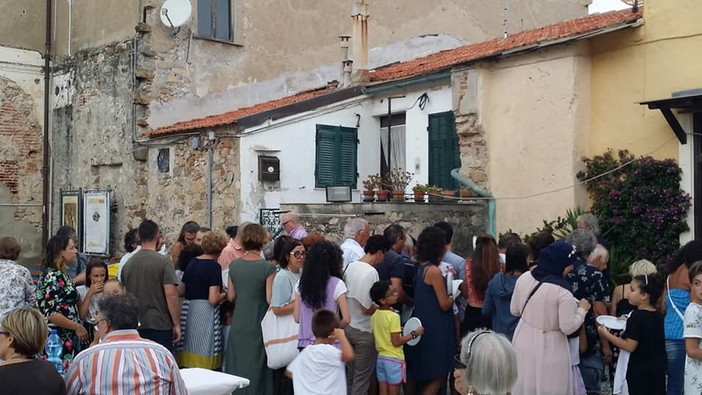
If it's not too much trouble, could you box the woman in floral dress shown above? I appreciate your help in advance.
[36,234,88,370]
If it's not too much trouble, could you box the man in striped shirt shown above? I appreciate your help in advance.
[66,293,187,395]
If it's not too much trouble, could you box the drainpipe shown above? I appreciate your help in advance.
[42,0,54,246]
[206,131,216,228]
[451,168,496,237]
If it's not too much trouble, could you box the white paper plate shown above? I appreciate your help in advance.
[596,315,626,330]
[403,317,422,346]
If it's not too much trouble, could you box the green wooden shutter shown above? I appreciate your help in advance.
[428,111,460,189]
[338,127,358,188]
[315,126,337,187]
[315,125,358,188]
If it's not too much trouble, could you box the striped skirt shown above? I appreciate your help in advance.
[177,299,223,369]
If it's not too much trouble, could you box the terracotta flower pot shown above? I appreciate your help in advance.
[376,190,391,201]
[392,190,405,202]
[428,192,442,202]
[362,190,375,202]
[413,190,426,203]
[442,189,456,202]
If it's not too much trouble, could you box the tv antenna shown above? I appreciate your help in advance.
[160,0,192,37]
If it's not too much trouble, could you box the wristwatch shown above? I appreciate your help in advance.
[410,330,418,339]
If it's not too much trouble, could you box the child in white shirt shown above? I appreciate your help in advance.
[684,262,702,395]
[287,309,354,395]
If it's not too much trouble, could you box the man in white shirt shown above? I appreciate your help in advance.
[340,217,371,270]
[343,235,390,395]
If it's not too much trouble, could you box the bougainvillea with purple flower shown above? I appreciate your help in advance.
[577,149,690,279]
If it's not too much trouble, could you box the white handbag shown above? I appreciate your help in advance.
[261,286,299,369]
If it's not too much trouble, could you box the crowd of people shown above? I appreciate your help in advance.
[1,212,702,394]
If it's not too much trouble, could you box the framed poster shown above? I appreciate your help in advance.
[60,189,82,249]
[83,190,111,255]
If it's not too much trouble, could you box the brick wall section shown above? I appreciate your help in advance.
[0,77,43,206]
[0,160,19,195]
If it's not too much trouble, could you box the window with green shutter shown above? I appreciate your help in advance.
[315,125,358,189]
[427,111,461,190]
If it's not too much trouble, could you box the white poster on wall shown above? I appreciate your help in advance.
[83,191,110,255]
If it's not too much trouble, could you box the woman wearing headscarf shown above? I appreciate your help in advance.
[510,241,591,395]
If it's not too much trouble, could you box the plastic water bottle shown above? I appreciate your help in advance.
[45,329,63,375]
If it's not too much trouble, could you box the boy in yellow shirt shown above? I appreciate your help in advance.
[370,280,424,395]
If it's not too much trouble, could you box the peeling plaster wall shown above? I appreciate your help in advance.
[0,46,45,267]
[454,43,591,235]
[52,42,138,255]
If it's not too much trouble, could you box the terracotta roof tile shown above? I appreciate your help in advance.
[370,8,642,82]
[150,9,642,136]
[149,82,339,135]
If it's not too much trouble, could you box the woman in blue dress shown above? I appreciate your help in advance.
[406,226,456,394]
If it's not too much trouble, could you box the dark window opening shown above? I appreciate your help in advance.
[197,0,232,41]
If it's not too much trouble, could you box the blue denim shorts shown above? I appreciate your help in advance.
[376,356,406,385]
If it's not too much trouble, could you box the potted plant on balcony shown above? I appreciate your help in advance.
[427,185,443,202]
[376,175,391,202]
[442,188,457,202]
[387,170,414,202]
[460,187,475,199]
[412,184,429,203]
[361,174,381,202]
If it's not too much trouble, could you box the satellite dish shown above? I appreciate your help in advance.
[160,0,192,29]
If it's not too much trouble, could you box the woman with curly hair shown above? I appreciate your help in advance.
[36,234,88,370]
[171,221,200,265]
[294,241,350,349]
[177,231,228,369]
[461,234,502,334]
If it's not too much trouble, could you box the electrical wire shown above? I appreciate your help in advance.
[448,134,680,202]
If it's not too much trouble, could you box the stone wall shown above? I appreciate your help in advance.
[281,201,487,258]
[141,133,240,248]
[51,41,241,256]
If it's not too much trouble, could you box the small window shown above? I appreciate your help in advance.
[157,148,170,173]
[315,125,358,189]
[197,0,233,42]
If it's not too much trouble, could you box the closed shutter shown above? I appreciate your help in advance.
[197,0,213,37]
[338,127,358,188]
[428,111,460,189]
[215,0,231,40]
[315,125,358,188]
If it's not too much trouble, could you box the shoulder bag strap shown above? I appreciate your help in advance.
[521,281,544,316]
[667,275,685,321]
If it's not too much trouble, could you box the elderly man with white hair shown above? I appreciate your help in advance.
[340,217,371,270]
[281,211,308,240]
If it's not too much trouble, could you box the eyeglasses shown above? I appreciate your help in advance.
[94,319,106,332]
[453,353,467,370]
[0,330,8,336]
[291,251,306,259]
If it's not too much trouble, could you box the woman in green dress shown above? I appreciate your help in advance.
[225,223,276,395]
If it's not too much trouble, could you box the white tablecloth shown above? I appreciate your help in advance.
[180,368,250,394]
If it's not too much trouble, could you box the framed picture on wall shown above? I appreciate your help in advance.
[83,190,111,256]
[60,189,82,250]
